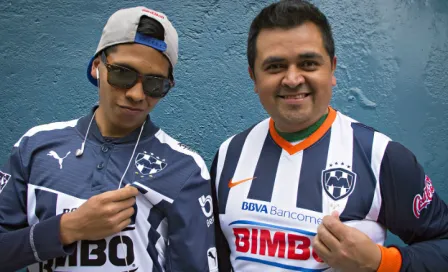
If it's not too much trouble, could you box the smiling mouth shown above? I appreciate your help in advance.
[278,93,310,99]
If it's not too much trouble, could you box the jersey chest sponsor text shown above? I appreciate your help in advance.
[38,234,137,272]
[229,220,330,271]
[233,227,322,261]
[241,201,323,225]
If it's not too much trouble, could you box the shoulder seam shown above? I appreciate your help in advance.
[14,119,79,147]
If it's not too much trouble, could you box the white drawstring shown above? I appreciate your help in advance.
[117,120,146,271]
[117,120,146,189]
[75,112,96,157]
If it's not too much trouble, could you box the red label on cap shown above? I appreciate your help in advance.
[142,8,165,19]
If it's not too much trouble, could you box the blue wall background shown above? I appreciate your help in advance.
[1,0,447,265]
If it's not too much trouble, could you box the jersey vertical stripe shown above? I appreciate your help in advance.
[247,133,282,202]
[215,136,234,196]
[366,132,391,221]
[352,123,374,164]
[296,131,331,213]
[219,122,265,214]
[322,115,354,215]
[340,123,376,221]
[134,194,154,272]
[146,201,167,272]
[270,150,303,208]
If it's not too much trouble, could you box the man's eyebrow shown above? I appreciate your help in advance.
[262,52,325,66]
[262,56,287,66]
[298,52,324,61]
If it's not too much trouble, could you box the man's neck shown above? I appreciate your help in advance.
[275,113,328,143]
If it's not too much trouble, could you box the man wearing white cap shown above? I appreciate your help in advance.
[0,6,217,272]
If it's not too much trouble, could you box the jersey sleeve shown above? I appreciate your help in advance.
[165,164,218,272]
[0,140,73,271]
[210,152,233,272]
[377,141,448,272]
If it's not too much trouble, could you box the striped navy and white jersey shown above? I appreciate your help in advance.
[211,107,448,272]
[0,107,218,272]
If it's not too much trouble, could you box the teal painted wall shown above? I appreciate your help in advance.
[1,0,447,270]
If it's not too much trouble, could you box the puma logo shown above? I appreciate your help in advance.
[47,151,71,169]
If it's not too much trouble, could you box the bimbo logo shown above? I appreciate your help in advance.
[38,187,139,271]
[39,236,137,271]
[229,221,329,270]
[413,175,435,219]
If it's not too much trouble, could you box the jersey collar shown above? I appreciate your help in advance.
[269,106,337,155]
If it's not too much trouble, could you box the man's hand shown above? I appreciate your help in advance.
[60,186,139,244]
[312,211,382,272]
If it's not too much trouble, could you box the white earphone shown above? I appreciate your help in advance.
[96,67,99,79]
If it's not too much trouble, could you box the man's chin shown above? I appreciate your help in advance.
[279,109,311,123]
[112,116,146,132]
[273,111,315,132]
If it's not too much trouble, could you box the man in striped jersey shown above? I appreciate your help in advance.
[211,1,448,271]
[0,6,217,272]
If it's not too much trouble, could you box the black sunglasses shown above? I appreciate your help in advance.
[100,51,174,98]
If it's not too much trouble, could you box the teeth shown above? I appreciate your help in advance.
[284,94,307,99]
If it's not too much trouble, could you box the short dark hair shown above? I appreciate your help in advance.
[104,16,173,80]
[247,0,335,71]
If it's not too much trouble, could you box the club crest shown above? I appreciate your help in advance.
[135,152,167,176]
[322,166,356,201]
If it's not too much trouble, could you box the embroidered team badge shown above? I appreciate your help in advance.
[134,151,167,177]
[0,171,11,194]
[322,164,357,201]
[413,175,434,219]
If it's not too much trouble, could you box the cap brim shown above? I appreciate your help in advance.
[87,56,98,87]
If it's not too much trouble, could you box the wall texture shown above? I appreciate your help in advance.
[1,0,447,255]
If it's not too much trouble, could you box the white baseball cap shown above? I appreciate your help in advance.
[86,6,179,86]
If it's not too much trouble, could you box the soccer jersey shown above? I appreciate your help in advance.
[0,107,218,272]
[211,107,448,272]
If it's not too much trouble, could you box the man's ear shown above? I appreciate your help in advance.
[91,57,101,80]
[331,56,337,86]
